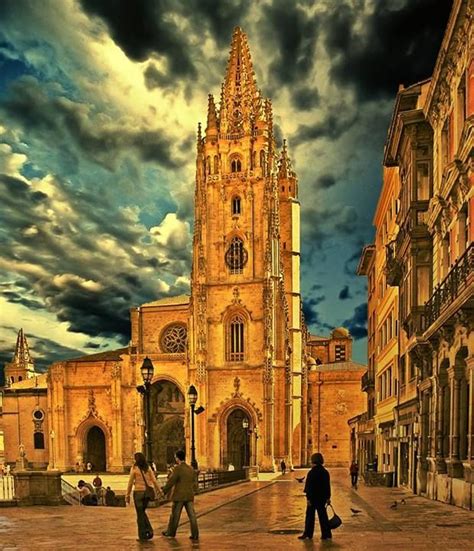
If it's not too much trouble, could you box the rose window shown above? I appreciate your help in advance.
[160,324,187,353]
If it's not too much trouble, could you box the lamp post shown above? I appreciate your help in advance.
[242,417,249,468]
[188,385,198,470]
[140,357,154,465]
[254,424,259,478]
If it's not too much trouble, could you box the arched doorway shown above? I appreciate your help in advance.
[226,409,250,469]
[150,380,185,471]
[86,426,106,471]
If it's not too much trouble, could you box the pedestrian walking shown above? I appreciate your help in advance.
[160,450,199,541]
[373,455,378,472]
[281,459,287,475]
[298,452,332,541]
[125,452,161,541]
[350,461,359,488]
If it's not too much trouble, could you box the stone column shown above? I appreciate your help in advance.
[450,374,460,460]
[435,380,446,470]
[467,356,474,462]
[447,366,463,478]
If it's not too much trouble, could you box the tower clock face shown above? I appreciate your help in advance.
[225,238,248,270]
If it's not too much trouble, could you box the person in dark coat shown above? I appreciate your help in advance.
[298,453,332,540]
[350,461,359,488]
[159,450,199,541]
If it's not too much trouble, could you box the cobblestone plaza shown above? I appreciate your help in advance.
[1,470,473,550]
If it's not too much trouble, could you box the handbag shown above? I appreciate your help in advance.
[327,503,342,529]
[139,468,156,501]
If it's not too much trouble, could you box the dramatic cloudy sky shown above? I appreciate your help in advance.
[0,0,452,378]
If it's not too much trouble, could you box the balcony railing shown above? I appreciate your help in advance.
[424,243,473,331]
[361,371,375,392]
[384,242,402,286]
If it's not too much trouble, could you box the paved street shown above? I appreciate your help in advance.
[1,468,473,550]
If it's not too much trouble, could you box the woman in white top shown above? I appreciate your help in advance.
[126,452,161,541]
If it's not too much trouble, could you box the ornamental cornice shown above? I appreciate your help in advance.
[426,5,472,127]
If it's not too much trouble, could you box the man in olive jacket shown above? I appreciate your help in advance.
[299,452,332,540]
[160,450,199,540]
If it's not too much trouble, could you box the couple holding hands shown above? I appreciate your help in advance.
[126,450,199,542]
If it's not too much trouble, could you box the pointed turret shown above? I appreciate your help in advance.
[221,27,261,135]
[278,140,298,199]
[13,328,33,367]
[3,328,36,386]
[206,94,218,138]
[277,140,296,180]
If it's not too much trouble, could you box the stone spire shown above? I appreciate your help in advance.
[13,328,33,369]
[4,328,36,386]
[206,94,218,137]
[221,26,261,134]
[277,140,296,180]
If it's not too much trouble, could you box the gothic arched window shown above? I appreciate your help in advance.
[206,156,211,175]
[231,157,242,172]
[160,324,187,353]
[225,237,248,274]
[227,313,245,362]
[213,155,218,174]
[232,196,241,216]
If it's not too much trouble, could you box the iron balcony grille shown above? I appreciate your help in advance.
[424,243,473,331]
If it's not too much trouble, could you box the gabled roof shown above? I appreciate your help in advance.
[7,373,48,389]
[141,294,190,308]
[312,361,367,372]
[67,347,128,363]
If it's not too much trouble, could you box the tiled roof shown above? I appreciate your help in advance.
[313,361,367,372]
[8,373,48,389]
[141,294,190,307]
[68,347,128,362]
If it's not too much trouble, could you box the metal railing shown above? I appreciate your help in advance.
[424,243,473,331]
[0,475,14,501]
[197,469,247,492]
[61,478,81,505]
[361,371,375,391]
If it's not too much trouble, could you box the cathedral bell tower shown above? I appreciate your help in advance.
[4,328,36,386]
[190,27,303,470]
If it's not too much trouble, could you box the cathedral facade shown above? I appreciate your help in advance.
[0,29,365,473]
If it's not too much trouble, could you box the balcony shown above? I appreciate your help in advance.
[424,243,474,331]
[361,371,375,392]
[384,242,402,286]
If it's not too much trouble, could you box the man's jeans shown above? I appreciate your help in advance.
[167,501,199,538]
[133,491,153,539]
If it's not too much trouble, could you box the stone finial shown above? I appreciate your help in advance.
[206,94,218,136]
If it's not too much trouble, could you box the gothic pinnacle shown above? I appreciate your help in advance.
[206,94,218,136]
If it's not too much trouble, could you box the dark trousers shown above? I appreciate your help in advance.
[351,474,358,487]
[167,501,199,539]
[303,501,332,539]
[133,491,153,540]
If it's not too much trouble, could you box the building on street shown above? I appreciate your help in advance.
[0,28,365,475]
[354,0,473,508]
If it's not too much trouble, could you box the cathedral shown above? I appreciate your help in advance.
[0,28,366,473]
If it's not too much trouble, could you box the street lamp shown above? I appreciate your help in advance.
[140,357,154,465]
[242,417,249,468]
[188,385,198,470]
